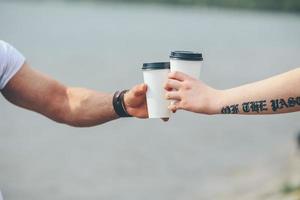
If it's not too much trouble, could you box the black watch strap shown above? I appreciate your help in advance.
[113,90,132,118]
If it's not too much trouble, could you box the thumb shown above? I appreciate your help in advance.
[132,84,147,97]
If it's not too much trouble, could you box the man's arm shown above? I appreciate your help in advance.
[2,63,148,127]
[165,68,300,115]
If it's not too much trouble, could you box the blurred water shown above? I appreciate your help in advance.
[0,1,300,199]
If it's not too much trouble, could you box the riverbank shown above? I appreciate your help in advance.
[258,150,300,200]
[279,150,300,200]
[221,147,300,200]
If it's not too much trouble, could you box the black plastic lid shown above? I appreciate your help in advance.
[170,51,203,61]
[142,62,170,70]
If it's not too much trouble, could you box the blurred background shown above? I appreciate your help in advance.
[1,0,300,199]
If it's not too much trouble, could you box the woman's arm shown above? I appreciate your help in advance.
[165,68,300,115]
[2,63,148,127]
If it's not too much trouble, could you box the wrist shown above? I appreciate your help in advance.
[207,89,225,115]
[110,94,120,119]
[112,90,132,118]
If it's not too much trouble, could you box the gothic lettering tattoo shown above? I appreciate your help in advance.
[242,100,267,113]
[221,96,300,114]
[271,97,300,112]
[221,104,239,114]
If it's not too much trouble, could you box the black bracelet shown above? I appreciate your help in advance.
[113,90,132,118]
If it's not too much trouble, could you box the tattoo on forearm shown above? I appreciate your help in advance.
[271,97,300,111]
[221,96,300,114]
[242,100,268,113]
[221,104,239,114]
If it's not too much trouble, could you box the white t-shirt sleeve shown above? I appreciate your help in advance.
[0,40,25,90]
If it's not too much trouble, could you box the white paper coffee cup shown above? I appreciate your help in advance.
[142,62,171,118]
[170,51,203,79]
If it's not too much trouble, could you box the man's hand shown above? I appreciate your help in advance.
[124,84,148,118]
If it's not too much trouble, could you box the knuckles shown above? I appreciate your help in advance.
[165,93,170,99]
[169,71,182,80]
[180,99,188,108]
[164,81,171,88]
[181,81,191,90]
[169,71,177,78]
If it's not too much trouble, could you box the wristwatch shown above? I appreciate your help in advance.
[113,90,132,117]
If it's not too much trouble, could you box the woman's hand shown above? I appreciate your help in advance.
[164,71,221,115]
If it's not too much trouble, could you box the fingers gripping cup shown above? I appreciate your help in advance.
[170,51,203,79]
[170,51,203,106]
[142,62,171,118]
